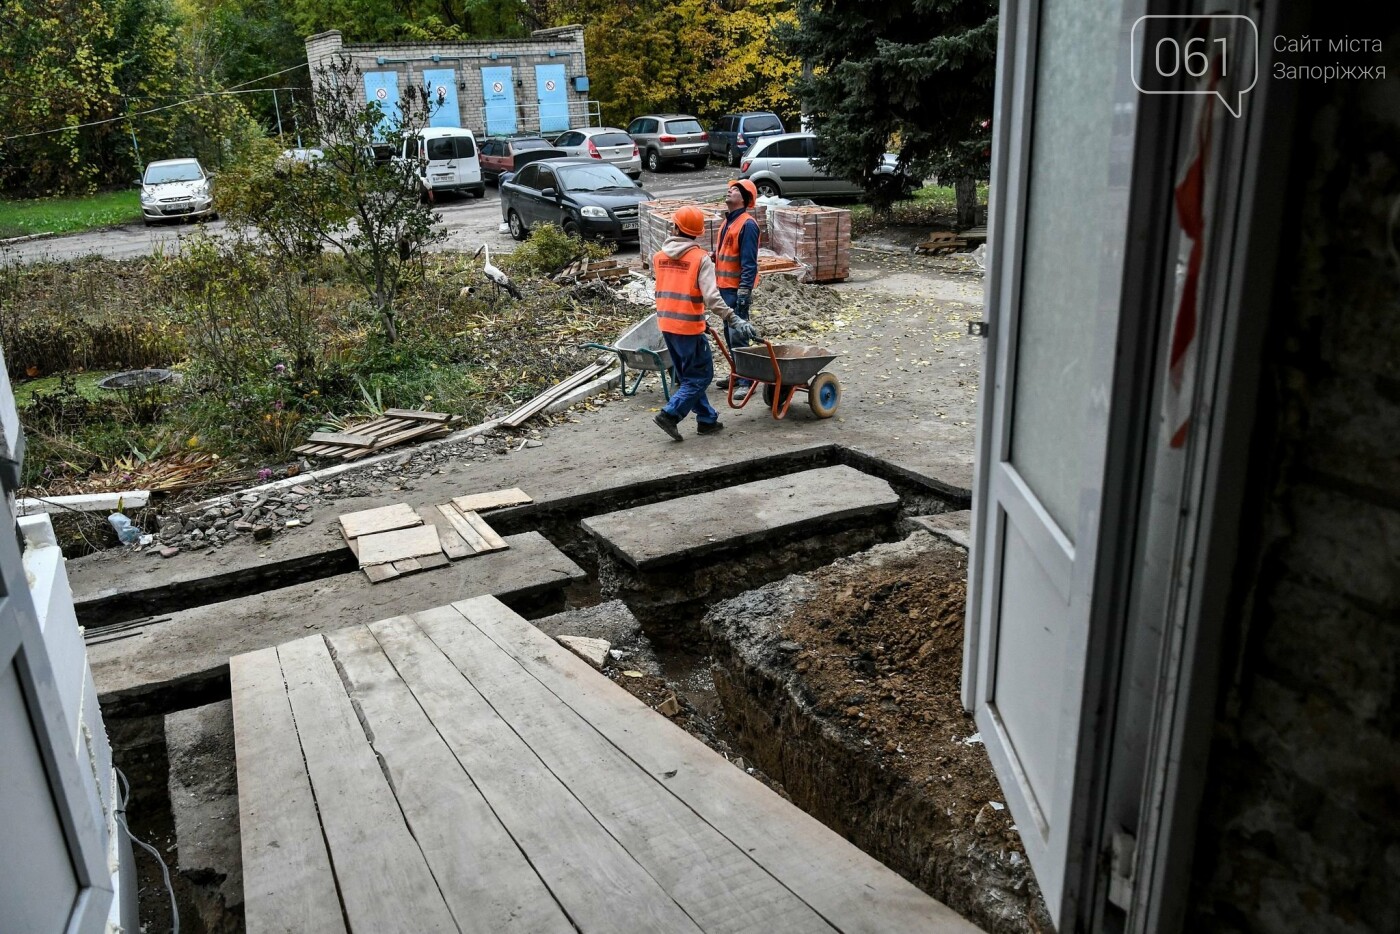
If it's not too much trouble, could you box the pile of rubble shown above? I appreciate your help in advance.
[154,485,332,555]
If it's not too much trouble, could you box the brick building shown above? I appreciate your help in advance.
[304,26,594,138]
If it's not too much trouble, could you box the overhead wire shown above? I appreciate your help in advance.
[0,62,309,143]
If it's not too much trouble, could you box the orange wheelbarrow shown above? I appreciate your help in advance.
[707,325,843,420]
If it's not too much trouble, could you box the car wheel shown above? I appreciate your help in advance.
[563,219,582,239]
[471,186,485,199]
[726,146,738,168]
[646,150,662,172]
[755,179,781,199]
[508,210,529,241]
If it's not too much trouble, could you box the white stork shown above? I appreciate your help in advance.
[474,243,521,300]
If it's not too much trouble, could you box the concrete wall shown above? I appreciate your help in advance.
[305,26,591,138]
[1185,18,1400,933]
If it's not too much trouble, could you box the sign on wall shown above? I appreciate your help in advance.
[362,71,400,141]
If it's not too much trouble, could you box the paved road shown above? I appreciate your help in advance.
[1,162,743,265]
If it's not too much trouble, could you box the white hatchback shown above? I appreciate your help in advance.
[138,158,216,226]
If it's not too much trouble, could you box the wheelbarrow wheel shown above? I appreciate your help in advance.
[762,383,793,408]
[808,372,841,418]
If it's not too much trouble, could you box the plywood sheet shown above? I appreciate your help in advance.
[339,503,421,540]
[356,525,443,567]
[452,488,533,513]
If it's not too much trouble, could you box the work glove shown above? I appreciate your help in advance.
[728,315,760,343]
[734,286,752,317]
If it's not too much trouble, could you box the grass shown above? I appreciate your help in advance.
[0,190,142,239]
[848,183,990,233]
[12,371,119,405]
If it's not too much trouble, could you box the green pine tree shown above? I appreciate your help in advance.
[782,0,996,223]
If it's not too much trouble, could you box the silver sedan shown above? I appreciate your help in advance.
[551,128,643,181]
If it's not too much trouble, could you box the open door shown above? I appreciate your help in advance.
[966,0,1146,924]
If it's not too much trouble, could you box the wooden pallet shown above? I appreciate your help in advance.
[294,409,457,460]
[914,231,969,255]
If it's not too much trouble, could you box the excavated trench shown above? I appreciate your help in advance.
[97,450,1048,934]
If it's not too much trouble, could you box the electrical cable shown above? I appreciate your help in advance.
[115,767,180,934]
[0,62,309,143]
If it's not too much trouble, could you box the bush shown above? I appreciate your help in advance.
[501,223,613,276]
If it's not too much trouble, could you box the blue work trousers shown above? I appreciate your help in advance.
[719,288,752,353]
[661,331,719,426]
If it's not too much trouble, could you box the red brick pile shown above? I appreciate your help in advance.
[767,205,852,283]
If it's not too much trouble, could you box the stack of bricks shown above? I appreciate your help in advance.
[767,205,852,283]
[639,199,770,271]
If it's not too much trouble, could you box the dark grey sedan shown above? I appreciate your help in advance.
[500,158,653,242]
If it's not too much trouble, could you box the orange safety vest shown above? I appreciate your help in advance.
[653,245,707,335]
[714,212,760,291]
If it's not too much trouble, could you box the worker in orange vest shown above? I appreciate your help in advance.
[713,178,761,389]
[653,205,759,441]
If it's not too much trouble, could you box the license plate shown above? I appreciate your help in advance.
[622,220,638,230]
[687,147,704,154]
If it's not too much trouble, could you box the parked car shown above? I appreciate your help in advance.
[709,112,786,167]
[552,127,642,180]
[395,127,484,198]
[739,132,913,200]
[625,114,709,172]
[137,158,216,226]
[478,136,555,184]
[500,158,654,242]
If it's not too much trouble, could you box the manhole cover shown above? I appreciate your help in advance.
[97,369,174,391]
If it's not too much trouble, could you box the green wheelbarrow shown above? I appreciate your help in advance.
[584,312,678,400]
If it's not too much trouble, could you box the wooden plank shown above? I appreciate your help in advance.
[418,507,471,560]
[454,596,982,934]
[277,635,458,933]
[435,504,500,555]
[363,564,399,584]
[415,605,833,933]
[325,625,574,934]
[230,648,347,934]
[305,431,377,447]
[451,488,533,513]
[500,362,608,427]
[361,420,453,454]
[391,557,423,574]
[368,614,703,933]
[339,503,421,540]
[382,408,453,423]
[415,552,450,571]
[456,509,509,551]
[356,525,442,567]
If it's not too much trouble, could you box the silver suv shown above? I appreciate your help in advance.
[625,114,709,172]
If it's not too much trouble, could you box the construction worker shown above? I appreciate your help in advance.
[653,205,759,441]
[713,178,762,388]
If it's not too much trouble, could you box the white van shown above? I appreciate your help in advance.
[398,127,484,199]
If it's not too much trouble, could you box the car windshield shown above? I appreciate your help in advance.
[664,119,702,135]
[592,132,633,147]
[513,139,551,151]
[558,164,635,192]
[144,162,202,184]
[744,114,783,132]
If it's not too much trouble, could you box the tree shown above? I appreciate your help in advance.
[782,0,997,224]
[221,57,444,343]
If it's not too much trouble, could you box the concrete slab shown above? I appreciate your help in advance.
[91,532,584,716]
[909,510,972,550]
[581,465,899,571]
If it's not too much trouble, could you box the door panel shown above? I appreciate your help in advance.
[970,0,1135,925]
[480,66,516,136]
[362,71,400,141]
[535,65,569,134]
[422,69,459,128]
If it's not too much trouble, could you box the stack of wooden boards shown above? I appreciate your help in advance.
[338,488,532,583]
[552,256,639,285]
[294,409,459,460]
[499,359,613,428]
[768,205,851,283]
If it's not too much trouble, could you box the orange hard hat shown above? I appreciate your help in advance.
[673,205,706,237]
[729,178,758,206]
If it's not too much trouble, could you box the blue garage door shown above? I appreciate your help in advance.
[421,69,460,127]
[363,71,400,141]
[535,64,569,134]
[480,66,516,136]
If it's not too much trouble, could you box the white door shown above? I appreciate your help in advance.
[965,0,1142,925]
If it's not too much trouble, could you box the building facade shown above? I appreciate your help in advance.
[305,26,594,139]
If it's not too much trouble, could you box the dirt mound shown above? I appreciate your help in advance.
[754,274,846,340]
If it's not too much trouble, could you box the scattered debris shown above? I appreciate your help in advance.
[295,409,459,460]
[656,693,681,717]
